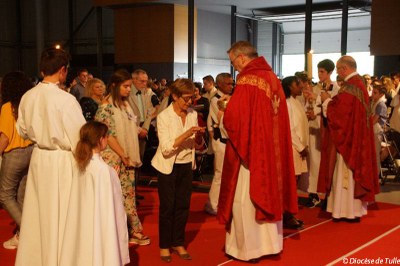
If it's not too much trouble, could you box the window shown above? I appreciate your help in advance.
[282,52,374,81]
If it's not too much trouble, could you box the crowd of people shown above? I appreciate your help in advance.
[0,40,398,264]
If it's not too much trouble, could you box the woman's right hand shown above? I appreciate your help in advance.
[187,126,206,138]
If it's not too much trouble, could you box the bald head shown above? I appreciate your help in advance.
[338,56,357,70]
[336,55,357,79]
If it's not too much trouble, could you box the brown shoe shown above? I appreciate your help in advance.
[160,249,171,263]
[172,246,192,260]
[283,213,304,230]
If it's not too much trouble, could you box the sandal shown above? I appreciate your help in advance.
[172,246,192,260]
[129,232,151,246]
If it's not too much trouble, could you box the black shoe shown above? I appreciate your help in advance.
[346,217,361,223]
[295,217,304,225]
[305,193,321,208]
[283,213,304,230]
[332,217,360,223]
[319,198,327,211]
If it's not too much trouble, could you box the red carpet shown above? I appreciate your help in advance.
[0,187,399,265]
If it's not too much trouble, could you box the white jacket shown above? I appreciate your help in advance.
[151,104,197,175]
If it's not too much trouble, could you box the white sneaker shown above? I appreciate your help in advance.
[3,234,18,249]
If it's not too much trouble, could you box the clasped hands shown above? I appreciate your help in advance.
[300,147,308,159]
[187,126,206,137]
[320,91,331,103]
[187,126,206,145]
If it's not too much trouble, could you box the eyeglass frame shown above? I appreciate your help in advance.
[180,94,195,103]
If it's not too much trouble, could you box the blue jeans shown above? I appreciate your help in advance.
[0,145,33,227]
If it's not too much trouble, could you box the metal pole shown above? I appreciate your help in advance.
[341,0,348,55]
[230,5,237,76]
[16,0,22,70]
[272,23,278,73]
[188,0,194,80]
[304,0,312,72]
[35,0,45,73]
[68,0,74,57]
[96,7,103,79]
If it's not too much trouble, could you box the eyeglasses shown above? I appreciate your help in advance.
[180,95,195,103]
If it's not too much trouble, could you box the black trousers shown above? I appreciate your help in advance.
[158,163,192,248]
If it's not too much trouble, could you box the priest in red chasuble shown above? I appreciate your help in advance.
[217,41,298,262]
[319,55,379,222]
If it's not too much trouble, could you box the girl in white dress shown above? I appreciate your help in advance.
[62,121,130,266]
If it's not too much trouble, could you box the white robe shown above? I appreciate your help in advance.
[287,96,309,175]
[225,164,282,261]
[304,82,340,193]
[15,82,86,266]
[326,154,368,218]
[61,154,130,266]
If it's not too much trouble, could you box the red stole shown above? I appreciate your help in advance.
[217,57,298,225]
[318,74,379,201]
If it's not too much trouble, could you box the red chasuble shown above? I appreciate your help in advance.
[217,57,298,225]
[318,74,379,201]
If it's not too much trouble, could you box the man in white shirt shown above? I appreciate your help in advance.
[202,75,217,101]
[201,75,217,155]
[204,73,233,215]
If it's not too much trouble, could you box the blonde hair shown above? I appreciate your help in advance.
[85,78,105,98]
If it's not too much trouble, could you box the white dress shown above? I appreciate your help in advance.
[15,82,86,266]
[61,154,130,266]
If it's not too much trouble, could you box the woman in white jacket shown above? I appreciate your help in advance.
[152,78,204,263]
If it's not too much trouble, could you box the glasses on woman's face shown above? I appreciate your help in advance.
[180,95,195,103]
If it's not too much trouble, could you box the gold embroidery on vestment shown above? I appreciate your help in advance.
[237,75,281,114]
[237,75,271,98]
[339,80,371,127]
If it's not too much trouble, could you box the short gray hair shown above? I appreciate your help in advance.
[227,41,258,59]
